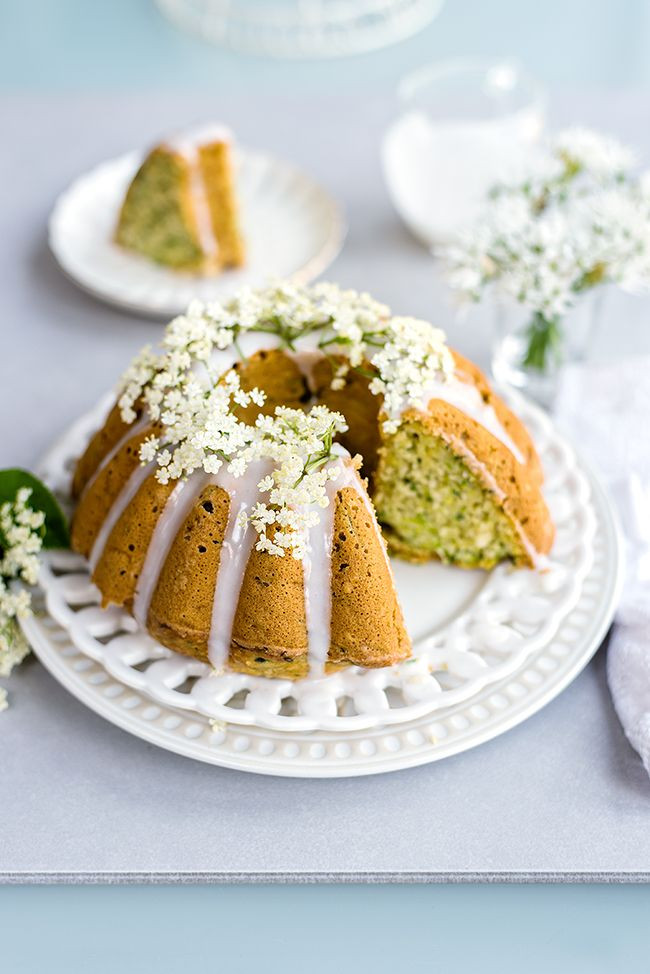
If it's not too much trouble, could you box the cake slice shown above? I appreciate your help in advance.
[310,351,552,570]
[371,353,552,570]
[115,124,245,274]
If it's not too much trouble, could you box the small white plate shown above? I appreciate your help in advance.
[21,391,623,776]
[48,148,346,318]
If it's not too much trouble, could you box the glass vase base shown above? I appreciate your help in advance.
[492,335,559,410]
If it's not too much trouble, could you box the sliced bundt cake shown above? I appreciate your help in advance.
[70,282,553,680]
[115,124,245,274]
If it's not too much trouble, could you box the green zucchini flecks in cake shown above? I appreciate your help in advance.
[374,421,526,569]
[115,151,203,270]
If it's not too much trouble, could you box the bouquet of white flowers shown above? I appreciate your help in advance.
[445,128,650,374]
[0,471,68,712]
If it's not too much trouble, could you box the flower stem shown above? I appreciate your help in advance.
[232,333,247,364]
[521,313,562,372]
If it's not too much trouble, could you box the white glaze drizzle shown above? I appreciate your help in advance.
[343,467,396,579]
[132,470,211,630]
[302,451,399,677]
[86,442,392,677]
[206,458,273,671]
[89,461,154,573]
[420,372,526,465]
[302,459,340,679]
[514,524,548,571]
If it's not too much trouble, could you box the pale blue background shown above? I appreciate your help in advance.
[2,884,650,973]
[4,0,650,92]
[3,1,650,969]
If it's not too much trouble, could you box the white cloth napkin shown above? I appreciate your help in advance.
[554,356,650,774]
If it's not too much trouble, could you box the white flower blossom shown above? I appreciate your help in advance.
[554,127,636,179]
[445,127,650,318]
[370,317,455,431]
[116,282,456,556]
[0,487,46,699]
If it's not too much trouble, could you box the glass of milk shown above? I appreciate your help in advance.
[382,59,545,249]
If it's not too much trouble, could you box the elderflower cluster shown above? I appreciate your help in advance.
[0,488,45,699]
[445,127,650,317]
[119,281,453,439]
[370,317,455,433]
[554,128,637,180]
[117,282,455,557]
[243,406,348,559]
[135,367,349,556]
[118,281,391,431]
[139,370,266,484]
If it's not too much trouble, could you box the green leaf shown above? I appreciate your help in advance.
[0,469,70,549]
[522,313,563,373]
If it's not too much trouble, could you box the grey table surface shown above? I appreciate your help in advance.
[2,93,650,884]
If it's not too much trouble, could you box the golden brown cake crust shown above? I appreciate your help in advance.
[329,486,410,667]
[198,142,245,269]
[370,348,552,567]
[71,401,136,499]
[70,425,155,559]
[227,648,348,680]
[143,481,411,678]
[227,485,411,674]
[166,148,222,275]
[231,348,308,423]
[174,149,222,275]
[231,534,309,658]
[92,473,176,609]
[292,348,551,566]
[147,483,230,660]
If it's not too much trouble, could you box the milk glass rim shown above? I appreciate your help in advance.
[397,57,546,118]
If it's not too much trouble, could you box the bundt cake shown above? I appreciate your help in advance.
[70,282,553,680]
[115,124,245,274]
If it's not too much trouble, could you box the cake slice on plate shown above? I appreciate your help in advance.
[115,124,245,274]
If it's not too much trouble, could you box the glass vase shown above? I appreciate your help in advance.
[491,290,604,408]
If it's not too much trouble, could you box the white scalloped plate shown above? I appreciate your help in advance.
[21,391,623,774]
[48,149,346,318]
